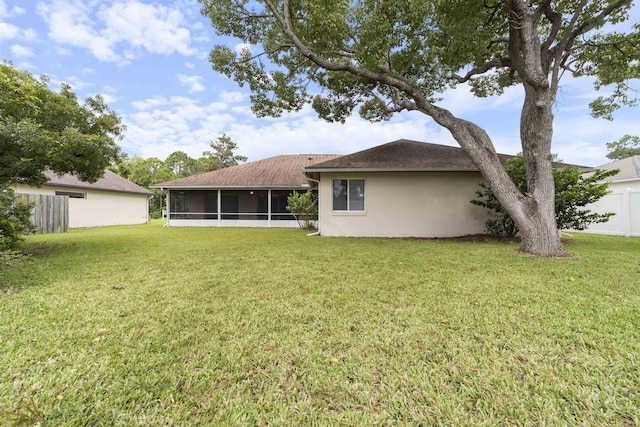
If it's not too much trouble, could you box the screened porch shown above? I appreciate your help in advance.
[166,189,312,227]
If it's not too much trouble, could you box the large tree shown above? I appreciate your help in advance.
[200,0,639,256]
[202,134,248,169]
[0,63,125,188]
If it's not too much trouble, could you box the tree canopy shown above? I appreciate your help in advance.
[606,134,640,160]
[108,135,247,218]
[200,0,639,256]
[0,63,125,189]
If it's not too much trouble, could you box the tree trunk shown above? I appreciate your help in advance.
[424,84,567,257]
[513,83,566,256]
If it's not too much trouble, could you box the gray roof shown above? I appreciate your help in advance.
[152,154,340,189]
[45,170,153,196]
[594,155,640,181]
[305,139,590,172]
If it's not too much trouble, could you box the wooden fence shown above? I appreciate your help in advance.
[16,193,69,234]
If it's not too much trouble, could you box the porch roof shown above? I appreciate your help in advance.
[152,154,340,189]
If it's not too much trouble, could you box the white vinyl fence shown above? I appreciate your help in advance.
[581,187,640,237]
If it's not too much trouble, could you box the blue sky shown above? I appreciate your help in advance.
[1,0,638,167]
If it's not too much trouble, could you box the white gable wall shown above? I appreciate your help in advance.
[13,184,149,228]
[318,171,488,238]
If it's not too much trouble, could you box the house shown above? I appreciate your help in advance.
[12,170,152,228]
[582,155,640,237]
[151,154,339,227]
[304,139,516,238]
[153,139,591,238]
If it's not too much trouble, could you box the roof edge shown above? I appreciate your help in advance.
[44,182,153,196]
[150,184,311,190]
[304,167,483,173]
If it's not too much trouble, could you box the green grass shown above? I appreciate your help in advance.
[1,222,639,426]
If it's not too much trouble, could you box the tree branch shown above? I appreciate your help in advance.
[564,0,632,49]
[451,56,512,83]
[263,0,422,99]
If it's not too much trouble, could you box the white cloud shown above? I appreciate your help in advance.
[177,73,205,93]
[0,1,25,17]
[220,91,245,104]
[98,93,117,104]
[184,61,195,69]
[67,76,92,90]
[118,91,456,162]
[54,46,73,56]
[36,0,196,64]
[99,0,195,56]
[0,22,18,40]
[10,44,34,58]
[21,28,37,42]
[131,96,171,110]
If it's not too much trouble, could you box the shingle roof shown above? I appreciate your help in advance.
[304,139,589,171]
[152,154,340,189]
[304,139,513,170]
[44,170,153,196]
[593,155,640,181]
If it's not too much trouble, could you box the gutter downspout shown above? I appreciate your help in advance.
[304,172,321,236]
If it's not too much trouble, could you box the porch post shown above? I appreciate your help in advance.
[268,189,272,228]
[166,190,171,226]
[217,189,221,227]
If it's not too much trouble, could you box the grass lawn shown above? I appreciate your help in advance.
[1,222,639,426]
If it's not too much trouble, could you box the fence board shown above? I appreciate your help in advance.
[584,188,640,237]
[15,193,69,234]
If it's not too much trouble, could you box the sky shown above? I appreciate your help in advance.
[0,0,638,167]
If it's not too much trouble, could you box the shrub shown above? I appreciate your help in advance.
[472,157,618,237]
[0,188,36,251]
[286,191,317,230]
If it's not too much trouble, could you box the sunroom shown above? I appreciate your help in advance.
[151,154,339,228]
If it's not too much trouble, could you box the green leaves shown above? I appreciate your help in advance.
[0,63,124,187]
[286,190,317,229]
[472,157,619,236]
[606,134,640,160]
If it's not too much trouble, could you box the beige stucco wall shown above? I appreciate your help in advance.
[13,184,149,228]
[318,171,488,238]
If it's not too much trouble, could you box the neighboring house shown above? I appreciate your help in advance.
[13,170,152,228]
[582,155,640,237]
[303,139,517,238]
[151,154,339,227]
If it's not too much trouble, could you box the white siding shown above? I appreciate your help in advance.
[13,184,149,228]
[318,171,488,238]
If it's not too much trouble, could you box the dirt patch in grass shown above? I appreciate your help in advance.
[406,234,521,243]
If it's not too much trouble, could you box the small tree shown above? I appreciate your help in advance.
[472,158,618,237]
[0,188,35,251]
[286,191,317,230]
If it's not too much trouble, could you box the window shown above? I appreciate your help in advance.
[55,191,85,199]
[332,179,365,211]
